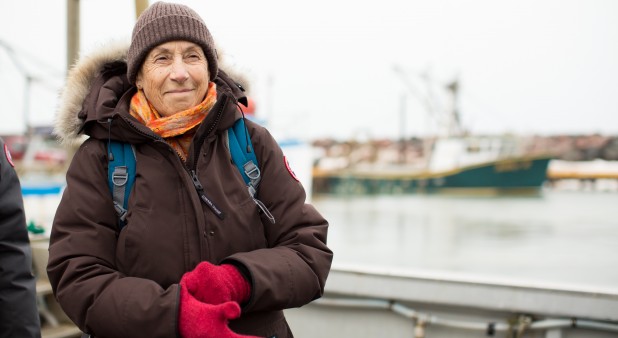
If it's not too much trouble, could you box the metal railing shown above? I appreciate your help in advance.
[314,296,618,338]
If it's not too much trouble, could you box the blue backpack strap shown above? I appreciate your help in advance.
[227,118,275,224]
[107,141,136,230]
[228,118,261,193]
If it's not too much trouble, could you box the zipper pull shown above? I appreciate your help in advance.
[253,197,276,224]
[190,170,204,191]
[190,170,225,220]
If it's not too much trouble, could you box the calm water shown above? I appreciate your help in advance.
[313,190,618,290]
[25,187,618,290]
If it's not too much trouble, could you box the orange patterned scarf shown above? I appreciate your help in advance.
[130,82,217,160]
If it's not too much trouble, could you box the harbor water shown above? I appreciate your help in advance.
[312,189,618,291]
[25,187,618,291]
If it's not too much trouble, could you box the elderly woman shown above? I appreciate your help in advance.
[47,2,332,338]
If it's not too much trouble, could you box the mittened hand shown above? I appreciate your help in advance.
[181,261,250,305]
[179,285,259,338]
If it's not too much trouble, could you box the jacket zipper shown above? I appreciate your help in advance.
[186,94,228,219]
[188,96,276,224]
[188,94,228,167]
[189,170,224,219]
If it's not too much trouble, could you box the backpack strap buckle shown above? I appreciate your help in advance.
[243,161,261,181]
[112,166,129,186]
[107,141,136,231]
[113,201,128,222]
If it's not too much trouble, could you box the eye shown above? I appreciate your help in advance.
[149,52,171,63]
[154,55,169,62]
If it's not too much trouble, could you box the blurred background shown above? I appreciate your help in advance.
[2,1,617,337]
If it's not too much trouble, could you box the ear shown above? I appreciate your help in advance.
[135,72,143,89]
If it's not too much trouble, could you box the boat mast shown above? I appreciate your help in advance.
[446,78,462,137]
[0,41,33,139]
[392,65,439,166]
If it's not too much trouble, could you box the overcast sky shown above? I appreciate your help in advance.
[1,0,617,140]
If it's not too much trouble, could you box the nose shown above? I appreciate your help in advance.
[169,58,189,83]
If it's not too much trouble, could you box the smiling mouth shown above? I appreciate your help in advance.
[167,88,193,94]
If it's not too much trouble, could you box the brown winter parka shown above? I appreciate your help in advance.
[47,42,332,338]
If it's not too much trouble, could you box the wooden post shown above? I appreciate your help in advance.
[135,0,149,18]
[63,0,81,167]
[66,0,80,70]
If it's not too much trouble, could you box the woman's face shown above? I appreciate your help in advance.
[136,40,210,117]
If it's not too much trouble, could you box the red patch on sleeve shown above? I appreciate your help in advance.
[4,144,14,167]
[284,156,299,182]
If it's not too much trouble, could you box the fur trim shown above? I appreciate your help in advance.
[54,40,130,146]
[216,48,252,94]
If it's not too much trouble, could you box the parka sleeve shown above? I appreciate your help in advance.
[223,123,333,312]
[46,139,180,338]
[0,138,41,338]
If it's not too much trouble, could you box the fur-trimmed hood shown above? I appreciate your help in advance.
[55,41,130,146]
[54,41,249,147]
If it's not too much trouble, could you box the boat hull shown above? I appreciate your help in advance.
[313,157,551,195]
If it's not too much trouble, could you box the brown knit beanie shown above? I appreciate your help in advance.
[126,1,218,84]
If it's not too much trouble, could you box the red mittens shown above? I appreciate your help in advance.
[178,285,258,338]
[181,262,250,305]
[178,262,256,338]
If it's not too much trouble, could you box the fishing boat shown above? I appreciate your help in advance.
[313,75,552,195]
[313,135,551,195]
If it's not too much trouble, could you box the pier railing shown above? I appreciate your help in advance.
[285,265,618,338]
